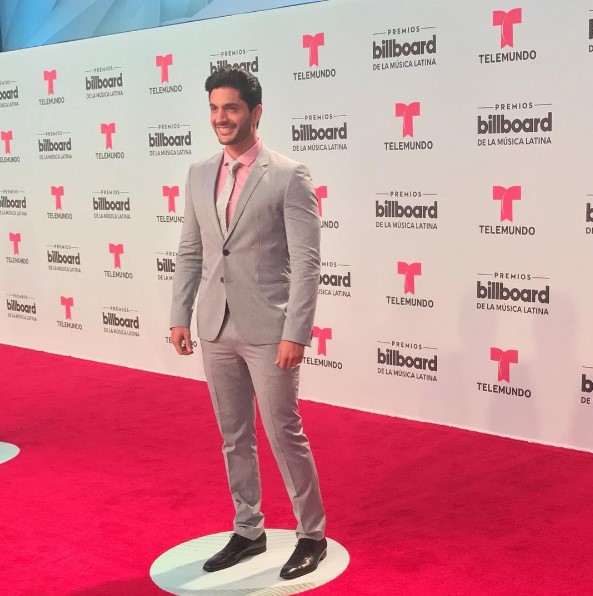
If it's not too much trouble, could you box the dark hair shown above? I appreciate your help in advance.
[205,67,262,111]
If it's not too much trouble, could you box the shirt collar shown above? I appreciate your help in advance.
[223,139,262,168]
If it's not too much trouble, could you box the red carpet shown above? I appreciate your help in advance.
[2,343,593,596]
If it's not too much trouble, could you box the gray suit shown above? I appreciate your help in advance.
[171,144,326,541]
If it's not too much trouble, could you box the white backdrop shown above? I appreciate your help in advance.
[2,0,593,452]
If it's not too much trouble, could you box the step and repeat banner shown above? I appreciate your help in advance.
[2,0,593,452]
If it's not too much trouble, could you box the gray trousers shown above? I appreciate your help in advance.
[201,311,326,541]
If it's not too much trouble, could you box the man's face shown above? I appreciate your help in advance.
[209,86,260,148]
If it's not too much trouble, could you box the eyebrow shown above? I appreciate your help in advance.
[210,103,240,109]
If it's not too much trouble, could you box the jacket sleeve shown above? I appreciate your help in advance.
[281,163,321,346]
[170,167,203,328]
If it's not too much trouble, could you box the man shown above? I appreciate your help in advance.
[170,67,327,580]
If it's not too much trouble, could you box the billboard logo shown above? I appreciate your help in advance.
[291,112,347,151]
[319,263,351,298]
[85,71,123,93]
[0,83,19,105]
[395,102,420,137]
[156,250,177,280]
[148,124,192,156]
[478,112,551,136]
[156,54,173,83]
[0,191,27,213]
[93,192,131,220]
[102,307,140,335]
[491,347,518,382]
[109,243,124,269]
[493,185,521,222]
[397,261,421,294]
[377,348,438,374]
[583,371,593,405]
[163,185,180,213]
[292,123,347,142]
[156,253,176,281]
[586,202,593,235]
[303,33,325,66]
[44,70,57,95]
[6,296,37,319]
[60,296,74,319]
[157,258,175,272]
[377,340,438,381]
[476,102,552,149]
[1,130,13,154]
[375,189,438,230]
[210,49,260,75]
[47,246,82,272]
[372,32,437,65]
[493,9,522,48]
[476,271,549,315]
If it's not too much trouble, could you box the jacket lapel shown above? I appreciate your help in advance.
[201,153,225,240]
[224,147,270,242]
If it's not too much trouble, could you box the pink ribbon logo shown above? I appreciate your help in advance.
[9,232,21,255]
[395,102,421,138]
[493,8,522,48]
[51,186,65,210]
[491,347,519,382]
[162,185,180,213]
[60,296,74,320]
[315,186,328,217]
[44,69,57,95]
[312,326,332,356]
[493,185,521,222]
[303,33,325,67]
[1,130,13,154]
[397,261,422,295]
[156,54,173,83]
[101,123,116,149]
[109,243,124,269]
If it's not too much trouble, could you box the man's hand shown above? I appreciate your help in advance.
[171,326,194,355]
[275,340,305,369]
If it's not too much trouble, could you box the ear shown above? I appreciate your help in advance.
[252,104,263,126]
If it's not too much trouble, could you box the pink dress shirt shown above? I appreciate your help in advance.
[216,139,262,226]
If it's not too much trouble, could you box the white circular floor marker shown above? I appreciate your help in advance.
[0,442,19,465]
[150,529,349,595]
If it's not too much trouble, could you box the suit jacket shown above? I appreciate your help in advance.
[170,145,320,346]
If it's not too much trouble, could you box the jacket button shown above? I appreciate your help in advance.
[220,276,224,283]
[223,249,230,256]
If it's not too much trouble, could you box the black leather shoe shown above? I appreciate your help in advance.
[203,532,267,572]
[280,537,327,580]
